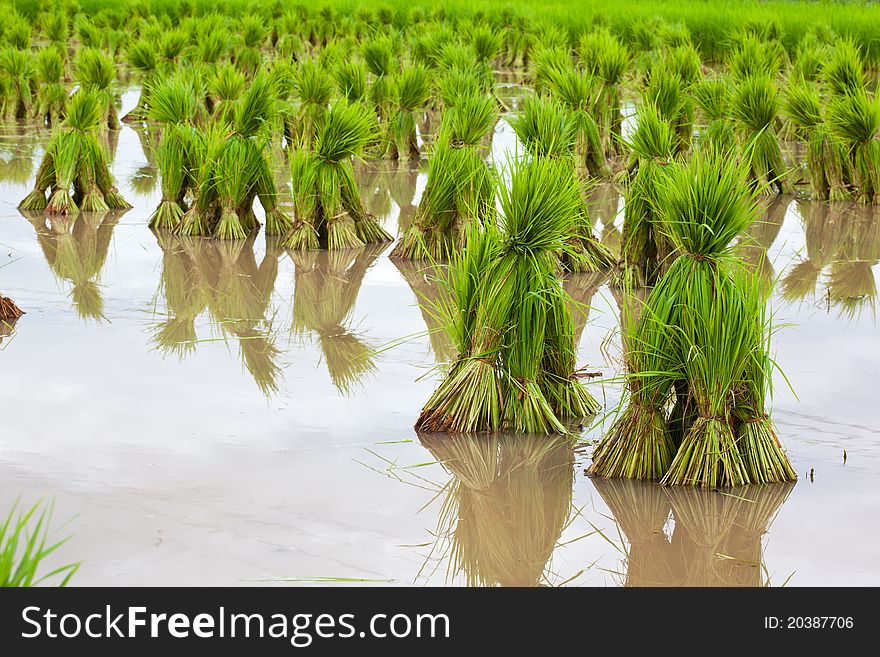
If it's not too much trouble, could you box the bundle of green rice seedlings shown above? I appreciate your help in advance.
[197,31,229,65]
[783,80,850,200]
[290,248,382,394]
[590,479,678,586]
[284,100,388,250]
[420,433,574,586]
[470,25,503,69]
[666,44,702,87]
[692,76,735,152]
[509,94,614,273]
[823,37,866,97]
[122,40,158,123]
[0,293,23,321]
[383,64,431,161]
[390,93,496,261]
[334,59,368,103]
[731,74,787,195]
[73,47,119,130]
[579,29,630,158]
[619,103,678,287]
[158,28,189,66]
[43,11,68,49]
[642,61,693,155]
[32,46,67,128]
[436,43,494,95]
[208,62,245,123]
[417,157,597,434]
[237,14,268,73]
[656,150,774,487]
[0,47,33,120]
[528,45,570,95]
[826,88,880,204]
[792,33,829,82]
[289,58,333,149]
[362,35,398,112]
[587,275,679,480]
[731,269,798,484]
[728,33,786,82]
[546,65,609,178]
[20,90,130,214]
[146,76,198,230]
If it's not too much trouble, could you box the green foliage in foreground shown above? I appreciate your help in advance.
[1,498,79,587]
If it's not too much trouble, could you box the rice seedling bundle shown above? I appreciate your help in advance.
[289,58,334,149]
[208,62,246,123]
[33,47,67,128]
[692,76,735,152]
[390,92,496,261]
[823,38,866,98]
[642,60,693,155]
[284,100,391,250]
[783,80,850,200]
[362,35,399,112]
[383,64,431,161]
[826,88,880,204]
[509,94,614,273]
[416,157,600,434]
[73,47,119,130]
[334,59,369,103]
[728,33,786,81]
[0,47,33,120]
[19,90,131,215]
[620,103,678,287]
[579,29,630,158]
[731,74,787,194]
[544,64,609,178]
[122,40,159,123]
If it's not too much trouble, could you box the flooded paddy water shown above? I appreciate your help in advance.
[1,87,879,587]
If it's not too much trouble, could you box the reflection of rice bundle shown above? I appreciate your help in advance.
[828,205,879,319]
[152,232,283,394]
[393,261,455,363]
[593,478,793,586]
[736,196,787,283]
[781,201,839,301]
[24,210,120,321]
[665,483,793,587]
[0,294,24,322]
[420,433,574,587]
[290,246,385,394]
[585,183,622,258]
[590,478,677,586]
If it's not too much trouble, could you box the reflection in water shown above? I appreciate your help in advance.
[737,196,787,283]
[23,211,122,321]
[782,201,879,318]
[586,183,622,258]
[355,161,420,231]
[129,126,159,196]
[0,125,38,184]
[591,478,794,586]
[290,246,385,395]
[152,232,283,396]
[419,433,575,587]
[392,261,454,363]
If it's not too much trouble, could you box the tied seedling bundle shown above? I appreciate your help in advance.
[284,100,392,250]
[783,79,850,201]
[382,64,432,161]
[416,157,600,435]
[731,74,787,194]
[579,29,630,159]
[149,74,293,239]
[509,94,614,273]
[19,91,131,215]
[591,148,796,487]
[33,47,67,127]
[390,92,497,261]
[620,103,679,287]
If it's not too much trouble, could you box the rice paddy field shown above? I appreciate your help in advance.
[1,0,880,587]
